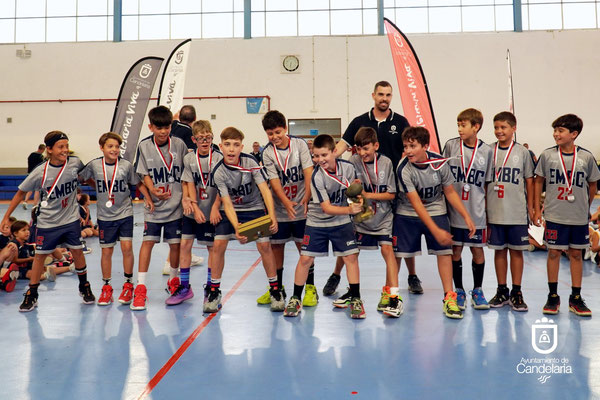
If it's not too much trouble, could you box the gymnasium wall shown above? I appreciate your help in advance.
[1,29,599,169]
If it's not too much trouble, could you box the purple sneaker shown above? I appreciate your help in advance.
[165,285,194,306]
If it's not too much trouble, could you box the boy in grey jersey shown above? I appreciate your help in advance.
[131,106,188,311]
[1,131,95,311]
[485,113,535,311]
[208,127,284,313]
[347,127,402,317]
[176,121,223,306]
[284,134,367,319]
[260,111,316,307]
[395,127,475,319]
[80,132,151,307]
[533,114,600,316]
[443,108,494,310]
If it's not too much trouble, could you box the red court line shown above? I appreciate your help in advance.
[137,256,263,400]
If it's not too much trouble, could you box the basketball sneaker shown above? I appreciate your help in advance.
[408,275,424,294]
[332,289,352,308]
[79,282,95,304]
[470,287,489,310]
[322,273,341,296]
[302,284,319,307]
[455,288,466,310]
[443,291,463,319]
[350,297,366,319]
[19,290,38,312]
[383,296,404,318]
[284,295,302,317]
[569,294,591,317]
[166,285,194,306]
[377,286,391,311]
[542,293,560,315]
[118,282,134,304]
[1,263,19,293]
[509,291,528,312]
[489,288,510,308]
[130,284,147,311]
[166,277,180,295]
[204,287,222,313]
[97,284,114,306]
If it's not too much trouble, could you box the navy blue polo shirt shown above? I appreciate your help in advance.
[341,108,409,170]
[170,120,195,151]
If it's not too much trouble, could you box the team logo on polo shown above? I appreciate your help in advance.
[390,125,397,134]
[531,317,557,354]
[140,64,153,79]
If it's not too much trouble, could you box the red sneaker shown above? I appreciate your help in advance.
[1,264,20,292]
[166,277,180,295]
[130,284,147,311]
[118,282,134,304]
[97,284,114,306]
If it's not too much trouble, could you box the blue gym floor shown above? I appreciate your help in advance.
[1,202,600,400]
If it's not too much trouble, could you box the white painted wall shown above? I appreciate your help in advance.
[1,29,599,169]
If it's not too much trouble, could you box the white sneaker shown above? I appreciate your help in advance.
[584,248,592,261]
[190,255,205,267]
[45,266,57,282]
[163,261,179,275]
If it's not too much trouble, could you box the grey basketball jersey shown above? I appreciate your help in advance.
[307,160,357,227]
[395,152,454,217]
[535,146,600,225]
[135,135,187,223]
[349,153,397,235]
[262,136,313,222]
[181,149,224,218]
[443,137,493,229]
[19,157,83,229]
[486,142,534,225]
[212,153,268,211]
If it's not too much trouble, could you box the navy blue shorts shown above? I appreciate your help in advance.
[35,220,83,254]
[182,216,215,245]
[544,221,589,250]
[451,227,487,247]
[487,224,529,250]
[143,219,182,243]
[300,223,359,257]
[355,231,393,250]
[215,209,270,243]
[271,220,306,244]
[98,216,134,248]
[392,214,452,257]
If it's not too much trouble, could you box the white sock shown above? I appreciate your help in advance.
[390,287,399,296]
[169,267,178,279]
[138,272,147,285]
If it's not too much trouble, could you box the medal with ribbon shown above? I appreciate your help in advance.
[102,157,118,208]
[361,155,378,193]
[196,148,213,200]
[273,138,293,173]
[460,140,479,193]
[40,160,67,208]
[493,141,515,192]
[155,137,174,182]
[322,161,350,188]
[558,146,578,203]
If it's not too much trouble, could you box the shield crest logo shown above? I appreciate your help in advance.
[531,318,558,354]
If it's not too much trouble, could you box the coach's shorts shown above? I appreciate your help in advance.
[143,219,182,243]
[355,231,393,250]
[300,223,359,257]
[182,216,215,245]
[35,220,83,254]
[392,214,452,257]
[451,227,487,247]
[544,221,589,250]
[98,216,134,248]
[215,209,270,243]
[487,223,529,250]
[271,220,306,244]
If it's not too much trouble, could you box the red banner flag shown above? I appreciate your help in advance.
[384,18,441,153]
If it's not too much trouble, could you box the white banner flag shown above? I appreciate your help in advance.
[158,39,192,113]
